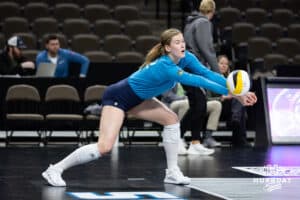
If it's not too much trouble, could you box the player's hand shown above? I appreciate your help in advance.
[234,92,257,106]
[21,61,35,69]
[220,94,233,101]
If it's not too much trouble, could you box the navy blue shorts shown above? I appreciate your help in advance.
[102,78,143,112]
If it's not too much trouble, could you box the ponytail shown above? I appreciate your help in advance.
[140,43,165,68]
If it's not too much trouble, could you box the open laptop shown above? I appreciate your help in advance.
[35,63,56,77]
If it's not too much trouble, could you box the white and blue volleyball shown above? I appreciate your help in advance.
[226,70,250,96]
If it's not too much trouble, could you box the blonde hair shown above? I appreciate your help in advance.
[199,0,216,15]
[140,28,182,68]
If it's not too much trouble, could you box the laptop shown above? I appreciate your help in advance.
[35,63,56,77]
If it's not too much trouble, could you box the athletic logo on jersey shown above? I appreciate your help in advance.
[177,69,184,76]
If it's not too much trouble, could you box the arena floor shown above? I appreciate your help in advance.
[1,144,300,200]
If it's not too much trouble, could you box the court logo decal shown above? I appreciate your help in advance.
[233,165,298,192]
[188,177,300,199]
[68,191,184,199]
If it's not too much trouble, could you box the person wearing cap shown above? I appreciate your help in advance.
[36,34,90,78]
[0,36,35,75]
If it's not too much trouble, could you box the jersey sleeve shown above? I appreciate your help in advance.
[160,61,228,95]
[179,51,226,87]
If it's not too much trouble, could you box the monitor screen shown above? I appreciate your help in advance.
[266,84,300,144]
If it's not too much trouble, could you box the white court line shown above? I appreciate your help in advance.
[232,166,300,177]
[186,179,232,200]
[232,166,266,176]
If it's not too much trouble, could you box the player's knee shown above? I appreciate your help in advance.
[168,115,179,125]
[214,101,222,112]
[182,103,189,112]
[161,111,179,126]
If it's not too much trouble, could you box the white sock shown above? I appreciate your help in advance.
[53,143,101,172]
[163,142,178,170]
[162,123,180,170]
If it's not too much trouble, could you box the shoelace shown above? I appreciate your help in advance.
[46,167,62,183]
[45,171,55,184]
[173,168,184,178]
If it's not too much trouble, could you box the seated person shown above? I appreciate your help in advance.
[203,99,222,148]
[161,83,222,155]
[0,36,35,75]
[36,34,90,78]
[161,83,188,121]
[217,55,252,148]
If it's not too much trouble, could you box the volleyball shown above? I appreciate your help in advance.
[226,70,250,96]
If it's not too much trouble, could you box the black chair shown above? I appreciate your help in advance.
[276,38,300,59]
[2,17,29,37]
[62,18,91,38]
[23,2,50,22]
[218,7,241,30]
[264,53,288,71]
[53,3,81,22]
[271,8,294,28]
[245,8,268,26]
[124,20,151,40]
[44,84,84,145]
[114,5,140,24]
[83,84,107,142]
[288,24,300,42]
[260,23,284,42]
[84,4,111,22]
[230,0,257,11]
[71,34,100,54]
[103,34,133,56]
[285,0,300,13]
[115,51,144,63]
[0,2,20,22]
[123,115,163,145]
[84,51,113,63]
[4,84,44,145]
[22,50,39,62]
[259,0,284,11]
[32,17,59,38]
[231,22,256,63]
[135,35,160,55]
[0,33,5,49]
[247,36,273,73]
[94,19,122,38]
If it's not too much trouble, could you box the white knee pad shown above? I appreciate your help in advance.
[162,123,180,144]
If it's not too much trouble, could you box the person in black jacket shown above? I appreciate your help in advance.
[181,0,220,153]
[0,36,35,75]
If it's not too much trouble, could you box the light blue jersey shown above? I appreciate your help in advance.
[128,51,228,100]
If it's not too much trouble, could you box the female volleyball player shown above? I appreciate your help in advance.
[42,28,257,187]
